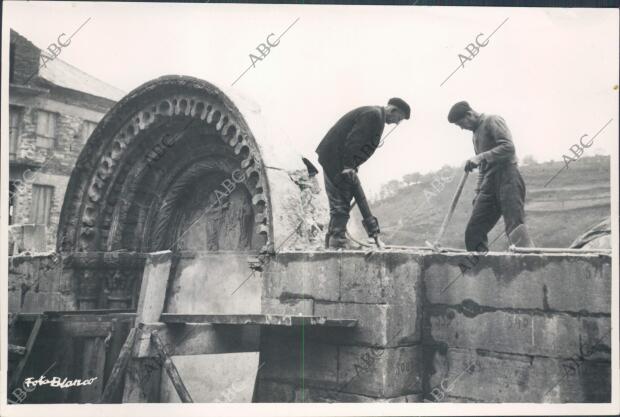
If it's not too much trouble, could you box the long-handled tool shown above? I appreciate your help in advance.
[426,170,469,252]
[349,176,385,249]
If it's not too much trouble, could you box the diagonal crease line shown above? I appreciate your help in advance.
[543,165,567,188]
[440,17,509,87]
[231,66,253,87]
[541,331,610,398]
[230,270,255,296]
[167,198,221,250]
[24,18,92,85]
[439,230,505,294]
[335,328,404,393]
[377,122,401,146]
[232,17,300,86]
[68,17,92,40]
[440,65,463,87]
[543,118,614,188]
[230,218,305,295]
[275,17,300,42]
[41,361,57,377]
[482,17,509,44]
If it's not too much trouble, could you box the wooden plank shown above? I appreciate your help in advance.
[16,312,136,322]
[100,328,137,403]
[123,251,173,403]
[59,321,114,337]
[135,323,259,358]
[64,252,148,269]
[79,337,107,402]
[509,246,611,254]
[151,331,193,403]
[44,309,135,316]
[10,315,43,390]
[159,313,358,328]
[135,251,173,323]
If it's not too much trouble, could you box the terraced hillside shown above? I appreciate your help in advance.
[359,155,611,249]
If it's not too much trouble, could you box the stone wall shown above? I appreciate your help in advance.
[8,253,74,313]
[8,249,610,403]
[259,251,425,402]
[8,252,146,313]
[258,250,611,403]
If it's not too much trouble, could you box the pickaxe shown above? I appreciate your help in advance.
[426,169,469,252]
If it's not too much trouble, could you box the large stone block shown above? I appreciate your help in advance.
[428,347,611,403]
[313,302,420,347]
[424,253,611,314]
[166,253,260,314]
[160,352,260,402]
[34,255,63,293]
[8,288,22,312]
[262,252,340,301]
[337,345,422,398]
[427,306,611,359]
[22,291,67,312]
[339,251,422,304]
[260,334,338,387]
[256,379,296,402]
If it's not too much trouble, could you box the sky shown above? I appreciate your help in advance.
[4,2,618,195]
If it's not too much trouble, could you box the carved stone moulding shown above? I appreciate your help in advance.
[56,76,274,254]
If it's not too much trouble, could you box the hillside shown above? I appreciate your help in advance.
[355,155,611,250]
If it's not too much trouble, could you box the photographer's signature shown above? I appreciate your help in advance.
[24,376,97,389]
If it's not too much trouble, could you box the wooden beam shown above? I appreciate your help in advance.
[15,311,136,322]
[123,251,172,403]
[59,321,114,337]
[135,251,172,323]
[150,331,193,403]
[134,323,259,358]
[10,315,43,391]
[509,246,611,254]
[63,252,148,269]
[159,314,358,328]
[79,336,107,402]
[99,328,137,403]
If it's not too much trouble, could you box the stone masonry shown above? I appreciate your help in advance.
[9,29,122,250]
[258,250,611,403]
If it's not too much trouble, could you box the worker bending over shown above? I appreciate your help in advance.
[316,98,411,249]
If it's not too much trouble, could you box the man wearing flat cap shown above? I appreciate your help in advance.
[447,101,533,251]
[316,98,411,249]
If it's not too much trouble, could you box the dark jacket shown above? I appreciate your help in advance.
[316,106,385,179]
[472,114,519,193]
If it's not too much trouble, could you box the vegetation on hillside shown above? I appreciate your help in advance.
[363,155,610,249]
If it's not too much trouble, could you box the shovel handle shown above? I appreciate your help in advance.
[434,170,469,244]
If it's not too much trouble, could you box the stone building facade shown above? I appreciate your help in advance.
[8,29,124,251]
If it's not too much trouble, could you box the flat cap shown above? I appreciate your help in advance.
[447,101,472,123]
[388,97,411,119]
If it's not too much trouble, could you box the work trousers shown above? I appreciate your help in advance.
[465,163,526,251]
[323,172,357,237]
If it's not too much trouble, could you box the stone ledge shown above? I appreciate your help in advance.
[424,253,611,314]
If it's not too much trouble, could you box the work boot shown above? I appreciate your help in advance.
[328,231,361,250]
[326,214,360,250]
[508,224,535,247]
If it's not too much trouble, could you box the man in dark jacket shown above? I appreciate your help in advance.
[316,98,411,248]
[447,101,533,251]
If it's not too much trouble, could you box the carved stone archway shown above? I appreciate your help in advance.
[57,76,272,255]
